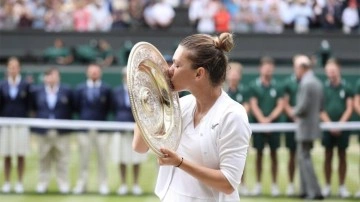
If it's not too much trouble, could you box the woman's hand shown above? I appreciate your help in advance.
[158,148,182,167]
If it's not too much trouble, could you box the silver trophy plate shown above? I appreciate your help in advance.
[127,42,182,157]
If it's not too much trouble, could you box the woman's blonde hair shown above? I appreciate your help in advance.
[179,32,234,86]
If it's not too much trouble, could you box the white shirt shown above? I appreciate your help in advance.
[86,79,102,88]
[8,75,21,99]
[155,90,252,202]
[45,85,59,110]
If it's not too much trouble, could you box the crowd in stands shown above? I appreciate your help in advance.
[0,0,359,33]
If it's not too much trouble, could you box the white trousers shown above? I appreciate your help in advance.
[37,130,70,187]
[76,131,109,185]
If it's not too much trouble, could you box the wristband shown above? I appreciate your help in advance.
[176,157,183,167]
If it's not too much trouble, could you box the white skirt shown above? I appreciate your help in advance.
[111,132,147,164]
[0,125,30,156]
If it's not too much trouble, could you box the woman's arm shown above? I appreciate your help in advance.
[132,124,149,153]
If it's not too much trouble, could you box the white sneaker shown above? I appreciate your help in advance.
[132,184,143,196]
[338,186,350,198]
[322,185,331,197]
[59,183,70,194]
[99,183,109,195]
[14,183,24,194]
[355,190,360,198]
[36,183,47,194]
[117,184,128,195]
[73,181,86,194]
[251,183,262,196]
[239,184,249,196]
[2,182,11,193]
[271,184,280,197]
[286,184,295,196]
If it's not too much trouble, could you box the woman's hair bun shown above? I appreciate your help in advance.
[213,32,234,52]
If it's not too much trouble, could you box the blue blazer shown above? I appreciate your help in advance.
[112,85,134,122]
[31,84,74,135]
[74,82,112,121]
[0,79,31,117]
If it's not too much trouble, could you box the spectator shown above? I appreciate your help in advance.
[225,62,250,196]
[111,0,131,30]
[32,68,73,194]
[30,0,47,30]
[73,0,91,32]
[17,0,33,29]
[292,55,324,200]
[341,0,359,33]
[0,0,20,30]
[44,0,69,32]
[320,0,342,30]
[278,0,295,29]
[214,3,231,33]
[282,55,301,196]
[128,0,145,28]
[292,0,313,33]
[251,1,268,33]
[144,0,175,29]
[73,64,112,195]
[188,0,204,29]
[111,68,147,196]
[96,39,114,67]
[232,1,254,33]
[266,3,284,33]
[249,57,283,197]
[74,39,98,64]
[43,38,74,65]
[196,0,220,33]
[320,59,353,198]
[0,57,32,194]
[87,0,112,32]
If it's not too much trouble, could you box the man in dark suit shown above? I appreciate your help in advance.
[111,68,146,196]
[73,64,112,195]
[292,55,324,200]
[0,57,32,194]
[31,68,73,194]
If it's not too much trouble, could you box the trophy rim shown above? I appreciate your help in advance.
[127,42,182,157]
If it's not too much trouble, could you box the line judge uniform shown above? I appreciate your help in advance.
[31,84,73,193]
[73,79,112,192]
[0,75,31,157]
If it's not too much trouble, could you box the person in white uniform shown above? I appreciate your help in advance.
[133,32,252,202]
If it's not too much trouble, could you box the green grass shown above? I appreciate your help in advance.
[0,134,359,202]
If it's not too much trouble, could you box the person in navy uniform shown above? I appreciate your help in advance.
[73,64,112,195]
[0,57,32,194]
[111,68,147,196]
[31,68,73,194]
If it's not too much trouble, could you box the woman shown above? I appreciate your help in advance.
[133,32,251,201]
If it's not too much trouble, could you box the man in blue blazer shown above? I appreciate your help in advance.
[111,68,146,196]
[0,57,31,194]
[73,64,112,195]
[31,68,73,194]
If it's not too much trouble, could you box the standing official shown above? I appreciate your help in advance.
[249,57,283,196]
[73,64,112,195]
[112,68,146,195]
[32,68,73,194]
[0,57,32,194]
[354,78,360,198]
[292,55,323,200]
[282,55,301,196]
[320,59,353,198]
[226,62,250,195]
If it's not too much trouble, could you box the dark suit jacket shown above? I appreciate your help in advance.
[112,85,134,122]
[74,82,112,121]
[31,84,74,135]
[0,78,31,117]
